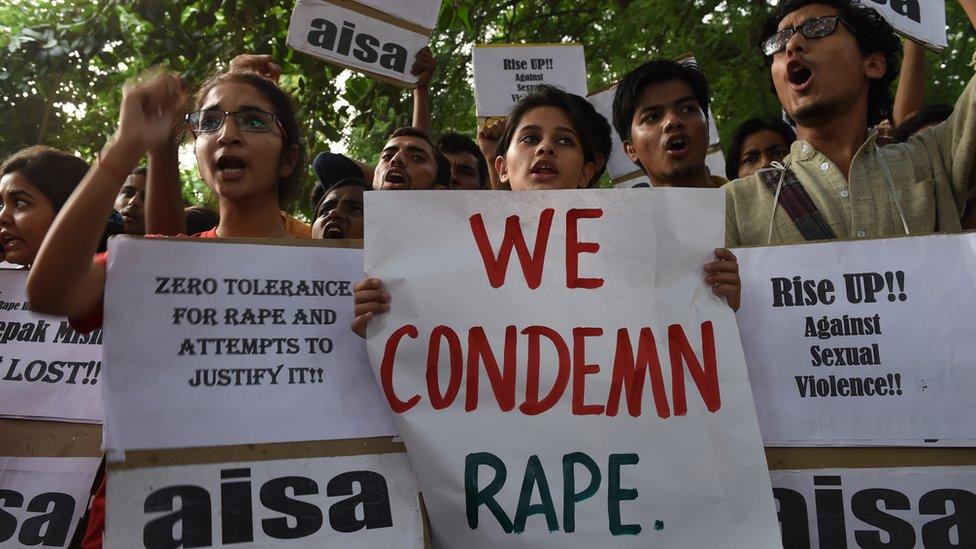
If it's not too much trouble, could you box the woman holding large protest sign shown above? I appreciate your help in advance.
[25,67,307,548]
[353,85,740,337]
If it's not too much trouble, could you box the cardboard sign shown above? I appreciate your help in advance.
[585,85,640,182]
[353,0,440,30]
[864,0,947,50]
[365,189,780,547]
[0,269,103,423]
[705,148,727,181]
[734,233,976,446]
[771,466,976,548]
[0,456,101,548]
[473,44,587,117]
[106,452,424,548]
[102,238,396,452]
[287,0,433,87]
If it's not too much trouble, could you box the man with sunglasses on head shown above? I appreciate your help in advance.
[725,0,976,247]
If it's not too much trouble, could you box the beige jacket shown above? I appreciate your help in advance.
[726,69,976,247]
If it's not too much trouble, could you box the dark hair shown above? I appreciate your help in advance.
[759,0,900,127]
[0,146,89,212]
[131,166,147,177]
[184,205,219,234]
[495,85,602,187]
[612,59,711,143]
[725,118,797,179]
[437,132,488,188]
[892,104,953,143]
[310,177,369,219]
[193,70,307,208]
[386,126,451,188]
[570,94,612,186]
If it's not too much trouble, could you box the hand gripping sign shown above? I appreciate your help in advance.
[365,189,781,548]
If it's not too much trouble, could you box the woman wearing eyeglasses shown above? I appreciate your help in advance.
[25,68,307,549]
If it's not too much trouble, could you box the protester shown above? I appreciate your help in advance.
[0,146,91,266]
[725,0,976,247]
[725,118,796,179]
[609,62,740,308]
[353,85,741,337]
[26,66,307,549]
[114,166,146,235]
[570,93,613,187]
[612,59,725,188]
[437,132,488,189]
[310,178,367,239]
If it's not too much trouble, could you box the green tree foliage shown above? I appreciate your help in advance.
[1,0,973,206]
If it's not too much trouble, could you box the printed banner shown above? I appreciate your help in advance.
[0,269,103,423]
[354,0,441,30]
[734,234,976,445]
[102,238,396,452]
[771,466,976,548]
[865,0,947,50]
[287,0,432,86]
[0,456,102,548]
[473,44,587,117]
[365,189,780,547]
[105,453,424,549]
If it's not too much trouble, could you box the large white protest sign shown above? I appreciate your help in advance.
[473,44,587,117]
[0,456,101,548]
[287,0,434,86]
[734,233,976,446]
[771,466,976,548]
[864,0,947,50]
[106,452,424,549]
[0,269,103,423]
[354,0,441,30]
[365,189,780,547]
[102,238,396,452]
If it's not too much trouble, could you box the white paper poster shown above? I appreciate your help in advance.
[365,189,780,547]
[864,0,947,50]
[0,456,101,548]
[0,269,103,423]
[106,453,424,549]
[586,85,640,181]
[354,0,441,30]
[473,44,587,117]
[734,233,976,445]
[770,466,976,548]
[102,238,396,452]
[287,0,432,86]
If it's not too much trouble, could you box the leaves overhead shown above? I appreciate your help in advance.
[2,0,973,203]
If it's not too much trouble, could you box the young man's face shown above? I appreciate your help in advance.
[624,79,709,185]
[768,4,885,127]
[444,151,482,190]
[373,136,439,190]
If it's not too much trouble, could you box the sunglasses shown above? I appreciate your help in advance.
[762,15,853,57]
[185,109,286,137]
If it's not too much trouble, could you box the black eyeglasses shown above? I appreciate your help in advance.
[762,15,853,56]
[185,109,285,137]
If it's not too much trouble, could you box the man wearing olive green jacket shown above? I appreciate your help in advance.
[725,0,976,247]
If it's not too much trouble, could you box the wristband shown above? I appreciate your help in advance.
[97,150,131,182]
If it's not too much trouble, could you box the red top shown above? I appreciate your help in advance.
[77,230,219,549]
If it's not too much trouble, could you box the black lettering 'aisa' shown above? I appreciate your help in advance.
[307,19,407,73]
[142,467,394,547]
[0,490,76,546]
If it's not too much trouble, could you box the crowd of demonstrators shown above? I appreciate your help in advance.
[4,0,976,547]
